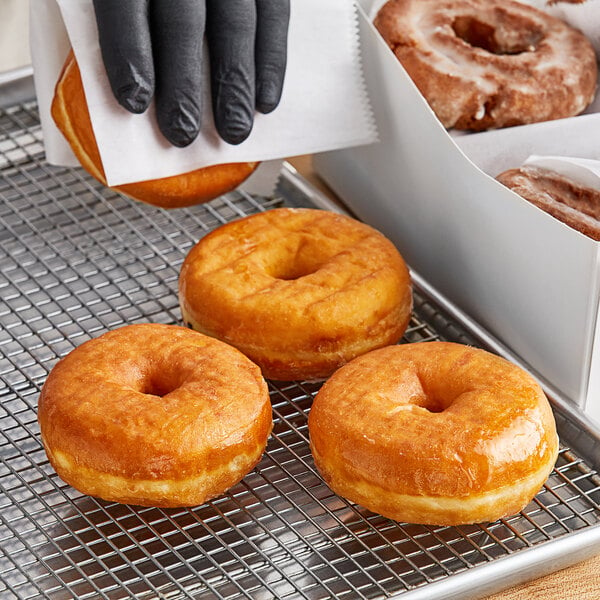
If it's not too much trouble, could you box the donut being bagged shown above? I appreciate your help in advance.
[373,0,598,131]
[51,52,258,209]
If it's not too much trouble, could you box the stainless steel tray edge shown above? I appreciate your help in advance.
[395,525,600,600]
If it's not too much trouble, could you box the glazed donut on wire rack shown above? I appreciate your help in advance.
[179,207,413,381]
[308,341,559,525]
[38,324,272,507]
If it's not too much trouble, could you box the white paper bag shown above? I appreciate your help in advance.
[31,0,378,188]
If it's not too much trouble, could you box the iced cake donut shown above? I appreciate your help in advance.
[497,165,600,240]
[374,0,597,130]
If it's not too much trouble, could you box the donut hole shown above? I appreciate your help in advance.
[141,373,180,398]
[269,242,330,281]
[452,15,543,55]
[273,258,325,281]
[415,379,458,413]
[412,394,450,414]
[397,370,454,413]
[421,397,446,413]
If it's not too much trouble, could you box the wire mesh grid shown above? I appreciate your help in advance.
[0,100,599,600]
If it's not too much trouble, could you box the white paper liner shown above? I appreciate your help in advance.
[31,0,377,189]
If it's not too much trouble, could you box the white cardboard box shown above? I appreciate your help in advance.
[314,0,600,425]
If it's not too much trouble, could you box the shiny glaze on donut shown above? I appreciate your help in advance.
[38,324,272,507]
[308,342,558,525]
[179,208,413,381]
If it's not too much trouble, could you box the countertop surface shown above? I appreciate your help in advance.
[288,155,600,600]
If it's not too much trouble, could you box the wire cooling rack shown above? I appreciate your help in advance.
[1,99,600,600]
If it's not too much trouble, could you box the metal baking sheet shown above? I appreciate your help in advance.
[1,96,599,600]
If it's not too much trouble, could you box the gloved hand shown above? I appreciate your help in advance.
[92,0,290,147]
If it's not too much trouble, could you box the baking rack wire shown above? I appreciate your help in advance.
[0,100,599,600]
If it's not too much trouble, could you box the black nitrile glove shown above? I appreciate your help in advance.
[93,0,290,147]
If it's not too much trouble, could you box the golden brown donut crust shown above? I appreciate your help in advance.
[497,165,600,240]
[178,208,413,381]
[308,342,559,525]
[51,52,258,209]
[374,0,598,130]
[38,324,272,507]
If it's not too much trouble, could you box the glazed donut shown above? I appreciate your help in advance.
[37,324,272,507]
[497,165,600,240]
[51,52,258,209]
[308,342,559,525]
[373,0,597,130]
[178,208,413,381]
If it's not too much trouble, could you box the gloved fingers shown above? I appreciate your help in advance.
[255,0,290,114]
[206,0,256,145]
[150,0,206,147]
[92,0,154,114]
